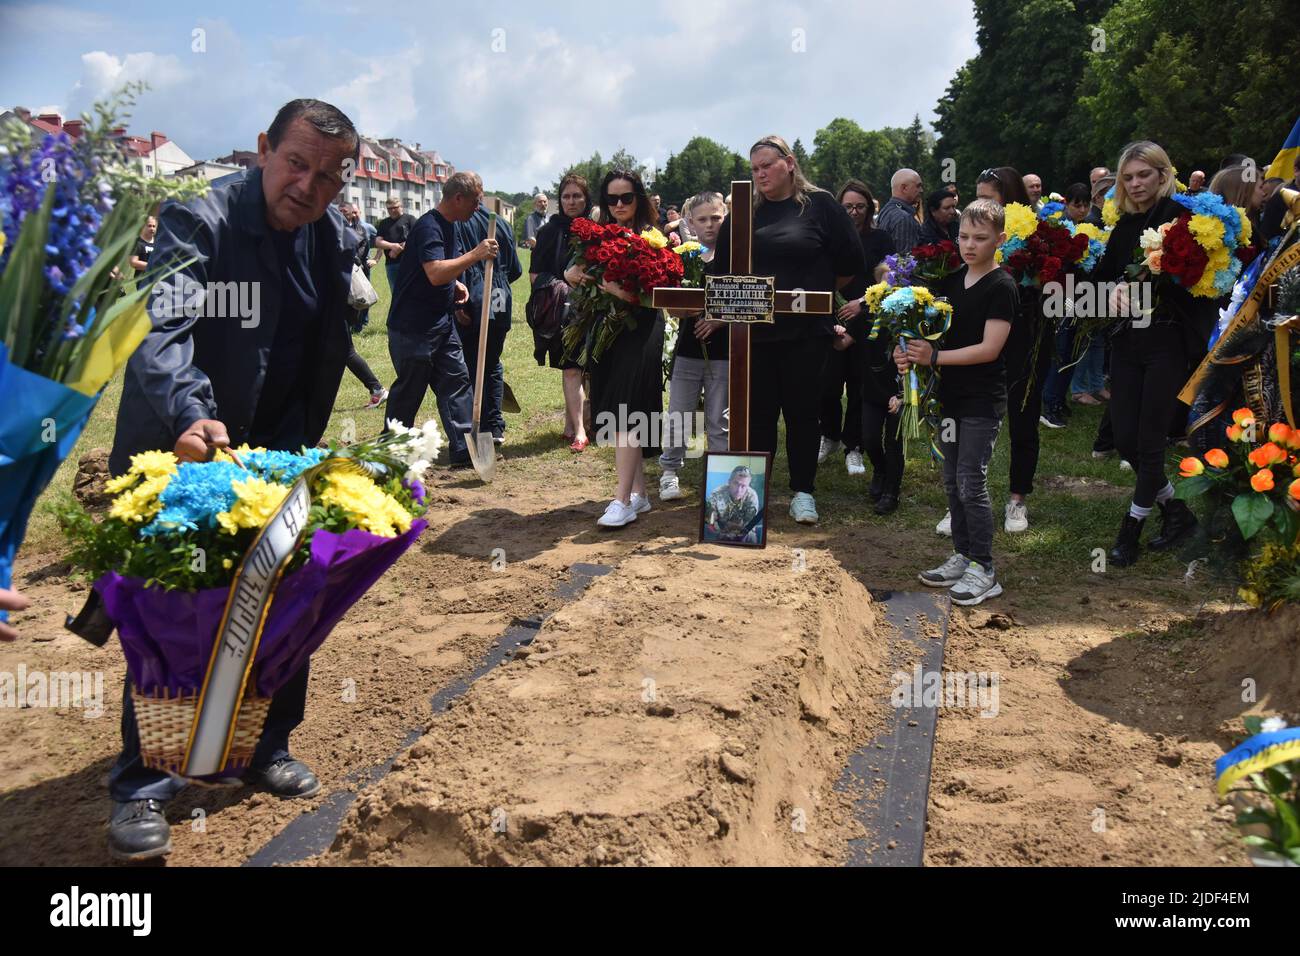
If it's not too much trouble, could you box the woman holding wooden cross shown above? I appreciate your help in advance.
[709,135,866,524]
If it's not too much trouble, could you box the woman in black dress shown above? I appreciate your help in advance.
[565,169,665,528]
[530,173,593,450]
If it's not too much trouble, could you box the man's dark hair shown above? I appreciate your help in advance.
[267,98,360,160]
[1064,182,1090,205]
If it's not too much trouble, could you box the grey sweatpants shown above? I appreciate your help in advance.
[659,357,728,471]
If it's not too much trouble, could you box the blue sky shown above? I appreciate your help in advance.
[0,0,979,193]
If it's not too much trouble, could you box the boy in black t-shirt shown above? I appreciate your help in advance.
[896,199,1017,606]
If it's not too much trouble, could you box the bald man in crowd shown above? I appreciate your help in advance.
[1023,173,1043,208]
[876,168,923,255]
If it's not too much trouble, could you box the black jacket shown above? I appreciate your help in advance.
[109,168,357,474]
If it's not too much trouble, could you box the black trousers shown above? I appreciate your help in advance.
[387,321,473,462]
[455,318,509,438]
[1110,323,1188,509]
[345,326,382,394]
[861,400,904,495]
[1003,310,1053,496]
[820,342,863,451]
[750,336,831,494]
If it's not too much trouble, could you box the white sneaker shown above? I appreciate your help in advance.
[845,449,866,476]
[1004,500,1029,533]
[659,471,683,501]
[949,562,1003,606]
[919,552,968,587]
[817,437,842,464]
[790,492,819,524]
[597,499,638,528]
[1120,459,1133,471]
[630,493,652,515]
[935,511,952,536]
[365,388,389,409]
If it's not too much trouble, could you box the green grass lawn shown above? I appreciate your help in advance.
[26,245,1195,598]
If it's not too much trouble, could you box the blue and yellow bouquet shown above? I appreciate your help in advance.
[58,423,437,776]
[0,84,207,618]
[863,282,953,459]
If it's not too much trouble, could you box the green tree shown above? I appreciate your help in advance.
[792,138,811,173]
[655,136,749,207]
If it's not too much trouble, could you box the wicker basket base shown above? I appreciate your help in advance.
[132,686,272,776]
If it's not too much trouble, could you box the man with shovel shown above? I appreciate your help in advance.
[455,199,522,448]
[386,171,499,467]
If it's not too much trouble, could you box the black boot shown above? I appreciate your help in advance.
[868,472,884,502]
[1109,513,1145,567]
[874,492,899,515]
[1148,498,1197,551]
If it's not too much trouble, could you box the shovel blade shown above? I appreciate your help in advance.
[501,379,521,414]
[465,429,497,482]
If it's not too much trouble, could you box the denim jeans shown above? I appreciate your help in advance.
[1071,337,1106,394]
[455,318,509,438]
[940,416,1002,571]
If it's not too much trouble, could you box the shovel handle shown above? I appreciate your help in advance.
[472,214,497,433]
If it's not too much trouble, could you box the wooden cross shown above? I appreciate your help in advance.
[652,180,833,450]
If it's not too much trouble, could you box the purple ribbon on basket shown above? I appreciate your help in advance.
[97,520,426,698]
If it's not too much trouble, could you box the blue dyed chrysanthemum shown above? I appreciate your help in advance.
[140,460,244,535]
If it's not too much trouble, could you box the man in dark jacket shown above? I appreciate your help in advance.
[455,203,523,443]
[105,99,360,862]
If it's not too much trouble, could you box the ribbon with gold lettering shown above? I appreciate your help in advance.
[182,467,316,777]
[1182,239,1300,431]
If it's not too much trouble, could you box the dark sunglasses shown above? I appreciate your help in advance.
[605,192,636,206]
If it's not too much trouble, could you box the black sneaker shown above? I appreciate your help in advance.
[873,493,899,516]
[1039,406,1068,429]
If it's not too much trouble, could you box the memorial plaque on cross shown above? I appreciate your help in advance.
[651,180,834,450]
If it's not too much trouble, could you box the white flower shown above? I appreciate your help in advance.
[1139,227,1163,251]
[405,460,430,482]
[1261,716,1288,734]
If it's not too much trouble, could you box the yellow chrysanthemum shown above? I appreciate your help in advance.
[1003,202,1037,240]
[105,449,179,494]
[673,241,702,255]
[863,281,892,313]
[1188,214,1224,247]
[0,229,6,258]
[108,473,171,523]
[911,286,936,307]
[1074,222,1106,242]
[932,300,954,316]
[641,227,668,249]
[213,444,267,464]
[318,470,412,538]
[1237,212,1252,246]
[1102,197,1119,227]
[216,476,290,534]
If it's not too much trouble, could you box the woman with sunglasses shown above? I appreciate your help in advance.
[565,169,665,528]
[709,135,866,524]
[530,173,593,451]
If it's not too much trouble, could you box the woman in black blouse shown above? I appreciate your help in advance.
[530,173,593,450]
[710,135,867,524]
[1097,141,1218,565]
[565,169,665,528]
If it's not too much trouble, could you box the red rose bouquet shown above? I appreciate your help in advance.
[909,240,963,286]
[561,218,685,366]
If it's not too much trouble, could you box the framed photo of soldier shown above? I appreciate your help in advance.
[699,452,771,548]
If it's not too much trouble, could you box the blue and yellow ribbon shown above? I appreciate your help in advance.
[1215,727,1300,796]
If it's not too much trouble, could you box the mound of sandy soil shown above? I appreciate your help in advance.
[326,546,891,866]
